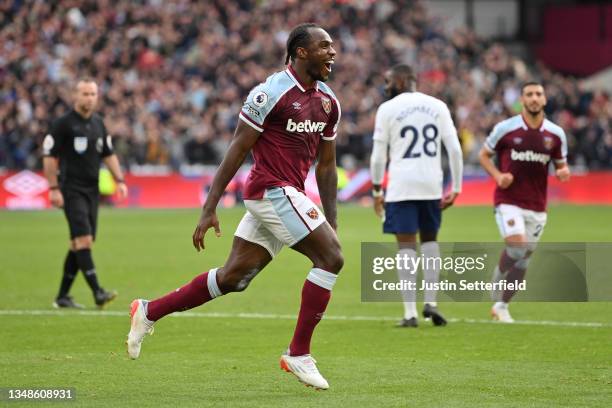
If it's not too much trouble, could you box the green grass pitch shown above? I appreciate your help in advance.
[1,205,611,407]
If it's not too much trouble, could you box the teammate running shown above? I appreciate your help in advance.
[479,81,570,323]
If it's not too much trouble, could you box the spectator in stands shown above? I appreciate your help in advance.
[0,0,610,171]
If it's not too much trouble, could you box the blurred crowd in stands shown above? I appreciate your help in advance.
[1,0,610,172]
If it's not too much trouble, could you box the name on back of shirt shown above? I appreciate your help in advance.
[395,105,440,123]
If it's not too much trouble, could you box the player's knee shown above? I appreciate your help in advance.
[319,250,344,274]
[216,265,261,293]
[73,236,93,250]
[420,231,438,243]
[514,257,530,270]
[514,250,533,269]
[505,245,527,260]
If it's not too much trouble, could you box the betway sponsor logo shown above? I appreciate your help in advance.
[511,149,550,164]
[286,118,326,133]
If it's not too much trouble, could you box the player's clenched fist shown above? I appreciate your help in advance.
[496,172,514,189]
[192,210,221,252]
[555,166,570,182]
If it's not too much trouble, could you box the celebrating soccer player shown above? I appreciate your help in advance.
[479,81,570,323]
[127,24,342,390]
[369,64,463,327]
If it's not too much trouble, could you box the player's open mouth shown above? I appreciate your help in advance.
[323,60,334,73]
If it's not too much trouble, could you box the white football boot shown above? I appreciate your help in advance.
[127,299,154,359]
[280,351,329,390]
[491,302,515,323]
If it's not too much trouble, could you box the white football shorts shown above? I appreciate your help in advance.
[235,186,326,257]
[494,203,548,243]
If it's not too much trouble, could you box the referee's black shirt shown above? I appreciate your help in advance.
[43,110,114,191]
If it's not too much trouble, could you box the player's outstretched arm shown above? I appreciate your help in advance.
[192,120,260,251]
[316,140,338,230]
[478,146,513,189]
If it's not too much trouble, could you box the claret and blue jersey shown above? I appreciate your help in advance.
[485,114,567,212]
[238,64,341,200]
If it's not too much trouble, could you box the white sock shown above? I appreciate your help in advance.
[207,268,223,298]
[421,241,440,305]
[306,268,338,290]
[494,301,509,309]
[397,248,418,319]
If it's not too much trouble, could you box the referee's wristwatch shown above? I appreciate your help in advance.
[372,189,384,198]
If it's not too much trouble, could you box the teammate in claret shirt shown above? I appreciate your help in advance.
[479,81,570,323]
[127,23,341,390]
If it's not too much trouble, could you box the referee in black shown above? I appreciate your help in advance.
[43,78,128,309]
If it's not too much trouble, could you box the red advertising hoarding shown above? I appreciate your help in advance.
[1,170,611,210]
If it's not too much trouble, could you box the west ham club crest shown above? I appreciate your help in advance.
[306,208,319,220]
[321,97,331,114]
[543,136,554,150]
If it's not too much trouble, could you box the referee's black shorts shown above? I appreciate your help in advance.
[62,188,99,240]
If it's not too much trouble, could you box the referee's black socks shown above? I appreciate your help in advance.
[75,248,101,293]
[58,250,78,299]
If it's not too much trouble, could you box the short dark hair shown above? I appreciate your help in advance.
[521,81,543,94]
[75,77,96,88]
[390,64,416,83]
[285,23,320,65]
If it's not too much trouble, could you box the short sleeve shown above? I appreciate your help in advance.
[101,122,114,157]
[485,123,505,152]
[372,105,389,144]
[42,118,65,157]
[440,106,458,142]
[239,83,275,132]
[322,97,340,141]
[552,129,568,163]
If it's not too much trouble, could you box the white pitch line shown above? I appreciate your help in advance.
[0,309,609,328]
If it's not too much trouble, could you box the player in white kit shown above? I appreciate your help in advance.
[370,64,463,327]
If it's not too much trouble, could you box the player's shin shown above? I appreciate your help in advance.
[289,268,337,356]
[491,246,524,301]
[397,248,418,319]
[146,268,223,321]
[502,256,530,303]
[421,242,440,306]
[498,247,521,275]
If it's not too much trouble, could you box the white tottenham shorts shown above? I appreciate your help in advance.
[235,186,326,257]
[494,203,548,242]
